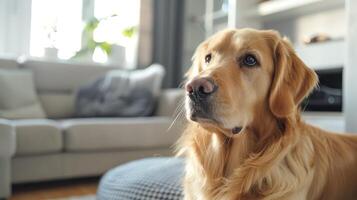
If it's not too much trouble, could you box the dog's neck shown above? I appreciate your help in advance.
[224,113,286,175]
[180,110,296,180]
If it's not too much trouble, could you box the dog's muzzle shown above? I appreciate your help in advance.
[185,77,218,122]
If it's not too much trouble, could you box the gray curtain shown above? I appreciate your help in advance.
[152,0,185,88]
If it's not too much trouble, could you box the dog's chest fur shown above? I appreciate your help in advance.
[184,131,317,200]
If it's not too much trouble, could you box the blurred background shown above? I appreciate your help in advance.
[0,0,356,199]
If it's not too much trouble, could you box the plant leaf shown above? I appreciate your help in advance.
[72,48,90,59]
[99,42,112,55]
[122,26,137,38]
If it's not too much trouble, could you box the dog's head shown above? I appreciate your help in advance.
[185,29,317,137]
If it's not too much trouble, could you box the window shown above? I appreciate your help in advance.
[93,0,141,65]
[30,0,83,59]
[30,0,140,66]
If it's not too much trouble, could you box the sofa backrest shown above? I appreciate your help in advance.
[0,57,19,70]
[20,59,119,93]
[1,57,181,119]
[20,59,119,118]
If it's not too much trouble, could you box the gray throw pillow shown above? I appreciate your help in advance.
[75,64,165,117]
[0,69,46,119]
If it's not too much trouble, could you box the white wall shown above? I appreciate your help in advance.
[264,8,345,45]
[344,0,357,132]
[182,0,206,72]
[0,0,6,54]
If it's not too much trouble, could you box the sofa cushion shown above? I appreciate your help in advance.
[75,64,165,117]
[38,93,75,118]
[156,89,185,117]
[0,57,18,69]
[21,59,118,93]
[0,69,46,119]
[61,117,181,152]
[0,119,15,157]
[13,119,63,155]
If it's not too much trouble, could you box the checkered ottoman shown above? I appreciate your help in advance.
[97,157,184,200]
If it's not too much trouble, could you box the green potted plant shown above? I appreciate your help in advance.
[72,15,137,64]
[44,22,59,60]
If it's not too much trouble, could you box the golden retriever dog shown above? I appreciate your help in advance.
[177,28,357,200]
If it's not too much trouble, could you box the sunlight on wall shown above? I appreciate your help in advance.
[30,0,82,59]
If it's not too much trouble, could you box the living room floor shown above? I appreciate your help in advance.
[9,177,98,200]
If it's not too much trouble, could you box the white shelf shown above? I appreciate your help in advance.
[198,10,228,22]
[303,111,345,132]
[303,111,343,117]
[255,0,345,21]
[295,40,345,70]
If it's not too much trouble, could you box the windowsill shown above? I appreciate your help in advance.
[22,56,125,69]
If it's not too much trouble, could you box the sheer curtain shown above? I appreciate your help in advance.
[0,0,32,57]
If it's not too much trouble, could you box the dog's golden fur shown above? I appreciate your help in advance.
[177,29,357,200]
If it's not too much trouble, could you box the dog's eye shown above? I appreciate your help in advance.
[205,54,212,64]
[242,54,258,67]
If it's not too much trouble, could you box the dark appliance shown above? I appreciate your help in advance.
[302,68,343,112]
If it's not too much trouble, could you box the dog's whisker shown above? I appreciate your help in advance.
[168,99,185,130]
[178,81,186,89]
[172,98,185,116]
[167,106,185,132]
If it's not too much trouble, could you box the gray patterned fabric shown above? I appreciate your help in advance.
[75,64,165,117]
[75,78,154,117]
[97,157,184,200]
[0,69,46,119]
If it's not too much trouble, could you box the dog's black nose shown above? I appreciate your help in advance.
[185,77,217,98]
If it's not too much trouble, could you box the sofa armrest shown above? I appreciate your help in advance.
[156,89,185,117]
[0,119,15,158]
[0,119,14,198]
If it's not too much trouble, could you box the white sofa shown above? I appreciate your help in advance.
[0,57,184,198]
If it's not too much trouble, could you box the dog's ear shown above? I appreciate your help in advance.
[269,38,318,118]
